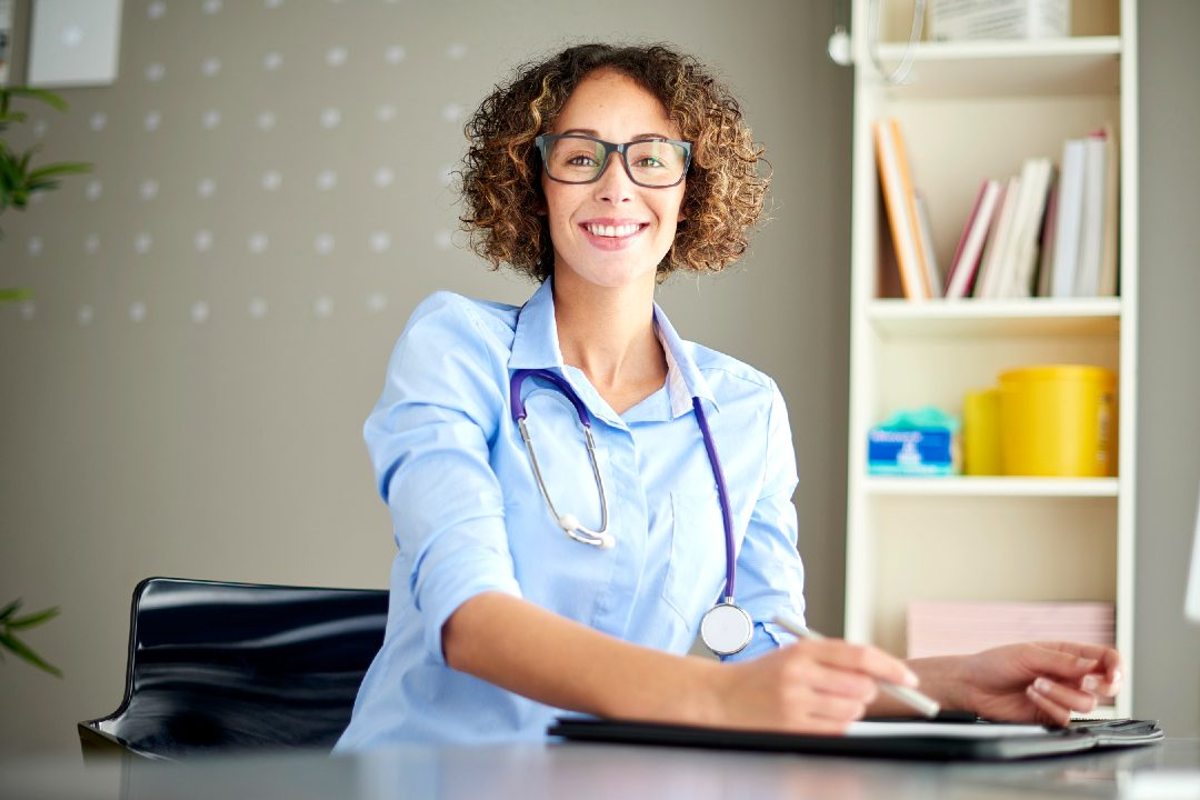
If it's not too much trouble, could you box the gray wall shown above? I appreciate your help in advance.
[0,1,850,753]
[0,0,1195,755]
[1134,0,1200,739]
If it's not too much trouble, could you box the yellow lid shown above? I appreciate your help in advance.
[999,364,1116,386]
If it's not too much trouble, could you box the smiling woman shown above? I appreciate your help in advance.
[334,42,1124,752]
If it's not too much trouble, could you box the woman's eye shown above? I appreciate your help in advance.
[565,154,598,167]
[634,156,665,168]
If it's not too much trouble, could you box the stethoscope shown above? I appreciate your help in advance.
[509,368,753,656]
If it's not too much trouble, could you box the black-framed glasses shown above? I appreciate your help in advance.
[534,134,692,188]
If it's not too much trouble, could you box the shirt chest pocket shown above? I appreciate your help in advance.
[661,489,730,625]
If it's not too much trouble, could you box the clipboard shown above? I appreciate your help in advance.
[547,716,1163,762]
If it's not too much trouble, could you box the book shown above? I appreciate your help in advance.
[874,118,930,300]
[1006,158,1054,298]
[1050,138,1087,297]
[915,193,942,298]
[1074,133,1108,296]
[945,179,1001,300]
[1035,176,1060,297]
[974,175,1020,299]
[1097,123,1120,296]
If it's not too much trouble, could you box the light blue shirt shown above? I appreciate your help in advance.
[335,281,806,749]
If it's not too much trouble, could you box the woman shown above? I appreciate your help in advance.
[335,43,1120,749]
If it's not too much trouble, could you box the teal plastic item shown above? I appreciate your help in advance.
[874,406,960,433]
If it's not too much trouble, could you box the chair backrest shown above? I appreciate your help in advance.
[79,576,388,761]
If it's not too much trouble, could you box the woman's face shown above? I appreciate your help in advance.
[541,69,686,292]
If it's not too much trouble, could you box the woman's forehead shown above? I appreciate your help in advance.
[553,69,678,139]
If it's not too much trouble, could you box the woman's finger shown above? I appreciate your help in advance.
[806,640,917,687]
[802,690,870,724]
[1029,676,1096,716]
[803,660,879,702]
[1025,682,1072,727]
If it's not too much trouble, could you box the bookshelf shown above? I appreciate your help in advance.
[843,0,1136,718]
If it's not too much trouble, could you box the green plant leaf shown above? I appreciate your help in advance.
[0,288,34,302]
[27,161,91,181]
[7,606,59,630]
[2,87,69,112]
[0,599,20,622]
[0,631,62,677]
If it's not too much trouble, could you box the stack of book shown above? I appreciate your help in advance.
[906,599,1115,659]
[875,118,1119,300]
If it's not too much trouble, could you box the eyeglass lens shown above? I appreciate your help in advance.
[543,136,687,187]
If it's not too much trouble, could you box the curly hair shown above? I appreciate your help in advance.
[458,43,770,282]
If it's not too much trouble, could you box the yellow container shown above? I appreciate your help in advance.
[963,388,1003,475]
[999,365,1117,477]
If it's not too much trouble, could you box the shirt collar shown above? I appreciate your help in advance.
[508,280,718,422]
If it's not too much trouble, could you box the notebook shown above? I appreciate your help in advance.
[548,716,1163,762]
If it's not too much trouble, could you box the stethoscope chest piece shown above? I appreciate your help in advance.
[700,601,753,656]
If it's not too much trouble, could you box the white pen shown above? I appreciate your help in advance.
[771,614,941,719]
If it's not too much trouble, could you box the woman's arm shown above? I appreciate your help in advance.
[444,591,920,735]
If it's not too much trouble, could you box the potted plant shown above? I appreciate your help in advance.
[1,86,88,676]
[1,86,91,302]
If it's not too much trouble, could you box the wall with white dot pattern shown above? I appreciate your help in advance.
[0,0,856,751]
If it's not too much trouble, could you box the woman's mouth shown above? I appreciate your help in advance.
[579,221,649,250]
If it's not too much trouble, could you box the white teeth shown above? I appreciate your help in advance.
[586,223,640,238]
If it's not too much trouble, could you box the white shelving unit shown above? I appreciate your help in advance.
[843,0,1137,718]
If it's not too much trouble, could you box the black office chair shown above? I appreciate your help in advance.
[78,576,388,762]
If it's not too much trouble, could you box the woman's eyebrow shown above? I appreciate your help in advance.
[559,128,673,141]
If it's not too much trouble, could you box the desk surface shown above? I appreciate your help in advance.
[5,739,1198,800]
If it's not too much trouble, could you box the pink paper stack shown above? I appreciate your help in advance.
[907,600,1115,659]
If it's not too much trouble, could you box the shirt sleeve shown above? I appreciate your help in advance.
[365,292,523,665]
[723,380,806,662]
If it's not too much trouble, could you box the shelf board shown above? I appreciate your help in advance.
[872,37,1121,97]
[865,476,1120,497]
[867,298,1121,338]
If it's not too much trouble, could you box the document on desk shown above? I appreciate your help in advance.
[847,721,1047,739]
[548,716,1164,762]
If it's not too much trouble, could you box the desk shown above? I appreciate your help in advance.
[4,739,1198,800]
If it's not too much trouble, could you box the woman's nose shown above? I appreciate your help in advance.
[592,152,634,203]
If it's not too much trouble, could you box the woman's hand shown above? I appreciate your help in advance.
[709,639,920,735]
[953,642,1122,727]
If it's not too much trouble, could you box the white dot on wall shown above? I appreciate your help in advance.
[367,292,388,313]
[434,230,453,250]
[263,51,283,71]
[249,297,268,319]
[384,45,406,65]
[202,110,221,129]
[85,234,101,254]
[27,236,43,256]
[197,178,217,198]
[441,103,463,122]
[31,192,46,205]
[139,179,159,201]
[33,119,48,138]
[90,112,107,131]
[314,234,335,255]
[319,107,341,128]
[194,230,213,252]
[368,231,392,253]
[439,164,455,187]
[446,43,468,60]
[145,62,166,82]
[61,25,84,49]
[375,103,398,122]
[261,170,283,191]
[191,301,210,324]
[326,46,348,67]
[20,301,36,321]
[129,302,147,323]
[314,296,334,318]
[144,111,162,132]
[316,170,337,191]
[78,305,95,327]
[248,232,269,254]
[134,233,153,254]
[147,2,166,20]
[264,0,283,8]
[372,167,395,188]
[201,57,221,77]
[256,111,277,131]
[203,0,223,13]
[85,180,102,201]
